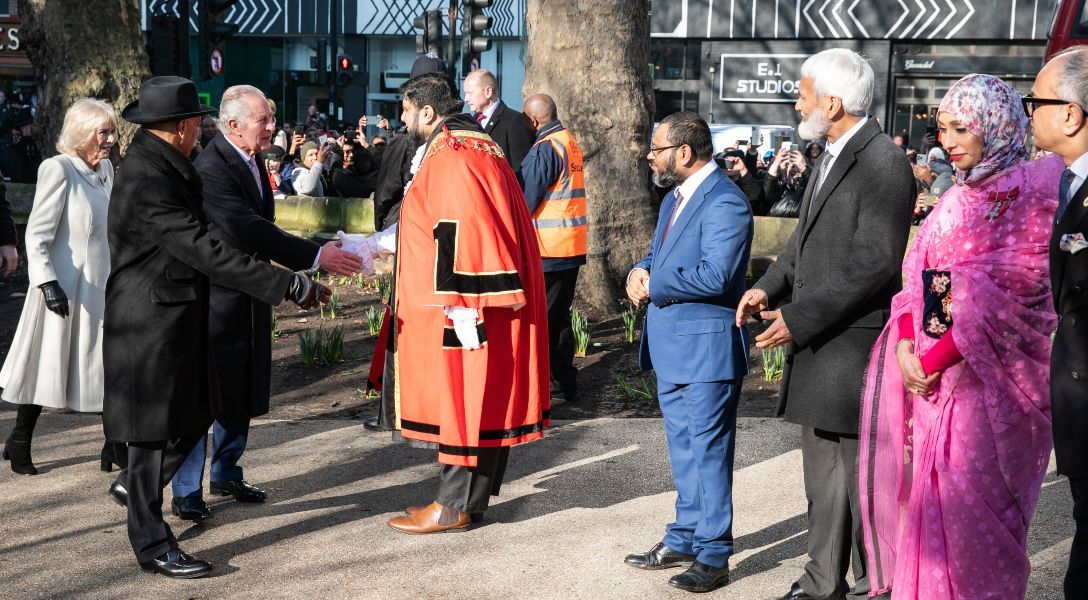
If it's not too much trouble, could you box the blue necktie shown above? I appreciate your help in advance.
[1058,168,1076,221]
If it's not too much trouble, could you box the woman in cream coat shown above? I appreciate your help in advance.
[0,98,118,475]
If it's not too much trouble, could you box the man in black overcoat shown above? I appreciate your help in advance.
[737,50,914,600]
[463,68,532,175]
[102,76,328,579]
[1029,47,1088,598]
[169,85,361,520]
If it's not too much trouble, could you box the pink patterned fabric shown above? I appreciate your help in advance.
[937,74,1030,186]
[858,76,1063,600]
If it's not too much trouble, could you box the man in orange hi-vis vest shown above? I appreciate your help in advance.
[349,73,550,534]
[520,94,588,406]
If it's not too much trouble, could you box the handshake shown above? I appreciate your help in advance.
[283,232,385,310]
[282,235,376,309]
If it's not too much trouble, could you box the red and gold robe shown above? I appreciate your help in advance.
[393,118,550,467]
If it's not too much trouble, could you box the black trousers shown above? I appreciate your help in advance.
[1068,477,1088,599]
[544,267,580,397]
[436,447,510,513]
[799,427,868,600]
[115,432,204,563]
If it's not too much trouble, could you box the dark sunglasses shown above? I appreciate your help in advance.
[1021,95,1088,118]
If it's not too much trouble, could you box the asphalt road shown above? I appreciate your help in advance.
[0,412,1072,599]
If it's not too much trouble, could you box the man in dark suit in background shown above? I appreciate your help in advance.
[1028,46,1088,599]
[463,69,533,175]
[737,49,914,600]
[171,85,362,521]
[104,76,328,579]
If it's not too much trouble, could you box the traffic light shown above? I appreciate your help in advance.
[461,0,493,74]
[198,0,240,80]
[337,55,354,87]
[413,10,443,56]
[149,15,182,76]
[313,40,328,84]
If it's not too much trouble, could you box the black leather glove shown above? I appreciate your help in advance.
[39,280,69,317]
[285,272,330,309]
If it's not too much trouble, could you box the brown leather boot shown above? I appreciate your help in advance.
[388,501,470,533]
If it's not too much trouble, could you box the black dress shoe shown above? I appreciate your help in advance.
[779,581,833,600]
[139,547,212,579]
[210,479,266,502]
[363,416,389,432]
[108,480,128,507]
[624,542,696,570]
[668,560,730,593]
[171,496,212,521]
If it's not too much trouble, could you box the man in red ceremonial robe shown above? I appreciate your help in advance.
[352,72,550,533]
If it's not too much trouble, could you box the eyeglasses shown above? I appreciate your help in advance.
[648,143,683,158]
[1021,95,1088,118]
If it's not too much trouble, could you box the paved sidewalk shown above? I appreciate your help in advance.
[0,414,1072,599]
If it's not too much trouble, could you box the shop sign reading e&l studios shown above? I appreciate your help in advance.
[719,53,811,104]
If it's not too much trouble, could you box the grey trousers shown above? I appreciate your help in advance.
[798,427,869,600]
[436,447,510,513]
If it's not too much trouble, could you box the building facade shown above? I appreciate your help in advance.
[128,0,1067,148]
[650,0,1060,148]
[143,0,528,130]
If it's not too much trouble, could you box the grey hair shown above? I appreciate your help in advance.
[1053,47,1088,113]
[55,98,116,157]
[800,49,875,116]
[467,68,499,92]
[218,85,267,134]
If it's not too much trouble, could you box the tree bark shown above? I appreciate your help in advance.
[523,0,657,313]
[18,0,149,157]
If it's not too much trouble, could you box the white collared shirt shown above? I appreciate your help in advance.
[225,135,326,269]
[669,161,719,228]
[224,135,264,193]
[478,100,501,129]
[1068,150,1088,200]
[820,116,870,179]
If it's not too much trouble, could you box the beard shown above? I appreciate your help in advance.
[407,112,428,143]
[651,152,680,188]
[798,109,832,141]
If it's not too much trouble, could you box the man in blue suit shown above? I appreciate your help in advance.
[623,112,753,593]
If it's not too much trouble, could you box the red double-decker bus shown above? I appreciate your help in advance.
[1047,0,1088,60]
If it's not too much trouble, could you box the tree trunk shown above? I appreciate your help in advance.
[523,0,657,313]
[19,0,149,157]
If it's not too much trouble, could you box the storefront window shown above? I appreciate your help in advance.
[650,40,700,80]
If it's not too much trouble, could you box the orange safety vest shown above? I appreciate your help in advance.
[531,128,587,258]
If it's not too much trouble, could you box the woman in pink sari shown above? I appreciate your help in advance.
[858,74,1064,599]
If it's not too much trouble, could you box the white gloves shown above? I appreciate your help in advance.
[338,228,396,276]
[445,306,480,350]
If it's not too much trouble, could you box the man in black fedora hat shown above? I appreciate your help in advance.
[102,76,331,579]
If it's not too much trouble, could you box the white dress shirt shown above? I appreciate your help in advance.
[224,135,265,194]
[819,116,870,186]
[669,160,720,228]
[1068,150,1088,200]
[478,100,500,129]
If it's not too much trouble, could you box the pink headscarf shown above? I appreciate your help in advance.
[937,74,1029,186]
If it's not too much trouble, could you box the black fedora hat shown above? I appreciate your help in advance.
[121,76,215,125]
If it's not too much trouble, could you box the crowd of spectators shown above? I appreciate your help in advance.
[717,128,958,225]
[0,91,43,184]
[711,138,824,218]
[189,100,392,200]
